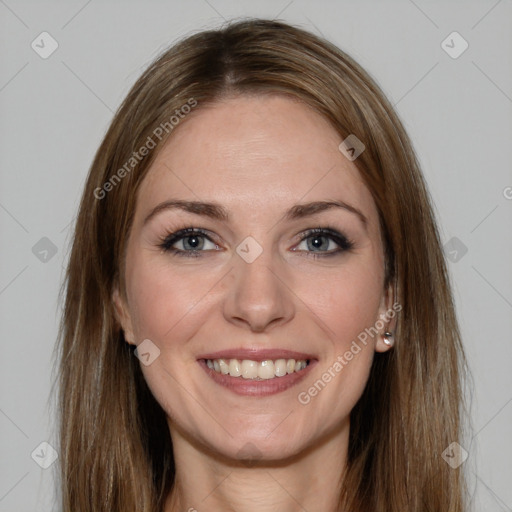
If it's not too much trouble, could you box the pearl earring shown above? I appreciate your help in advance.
[383,331,394,347]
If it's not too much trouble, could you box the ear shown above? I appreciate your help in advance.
[112,287,136,345]
[375,282,398,353]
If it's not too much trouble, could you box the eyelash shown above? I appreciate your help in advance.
[157,226,354,259]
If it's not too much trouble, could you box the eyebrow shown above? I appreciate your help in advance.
[143,199,367,227]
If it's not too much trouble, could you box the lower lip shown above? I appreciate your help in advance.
[198,359,317,397]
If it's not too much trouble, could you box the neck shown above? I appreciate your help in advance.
[164,419,349,512]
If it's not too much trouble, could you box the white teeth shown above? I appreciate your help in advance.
[296,360,306,371]
[274,359,287,377]
[205,358,309,380]
[229,358,242,377]
[218,358,229,375]
[258,360,275,380]
[241,359,258,379]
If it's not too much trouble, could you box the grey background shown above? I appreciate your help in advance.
[1,0,511,510]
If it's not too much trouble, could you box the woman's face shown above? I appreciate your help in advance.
[114,94,393,462]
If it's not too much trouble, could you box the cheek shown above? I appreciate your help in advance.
[292,254,383,414]
[301,258,384,346]
[126,248,217,336]
[124,254,219,423]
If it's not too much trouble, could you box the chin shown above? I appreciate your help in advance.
[194,428,312,466]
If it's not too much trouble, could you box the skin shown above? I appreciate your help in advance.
[113,94,395,512]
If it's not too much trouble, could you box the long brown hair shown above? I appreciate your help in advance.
[57,18,468,511]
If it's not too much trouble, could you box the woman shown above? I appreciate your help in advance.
[58,18,468,511]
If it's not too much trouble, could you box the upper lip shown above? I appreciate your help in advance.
[197,348,316,362]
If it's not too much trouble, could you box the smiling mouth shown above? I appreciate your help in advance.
[197,349,317,396]
[203,358,310,380]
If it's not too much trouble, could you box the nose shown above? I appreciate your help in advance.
[223,250,295,333]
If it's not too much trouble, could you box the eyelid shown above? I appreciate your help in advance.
[158,225,354,257]
[158,227,221,253]
[292,227,354,251]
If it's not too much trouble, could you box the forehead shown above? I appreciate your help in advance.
[137,94,377,223]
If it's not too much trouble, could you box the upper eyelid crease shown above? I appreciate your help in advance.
[144,199,367,229]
